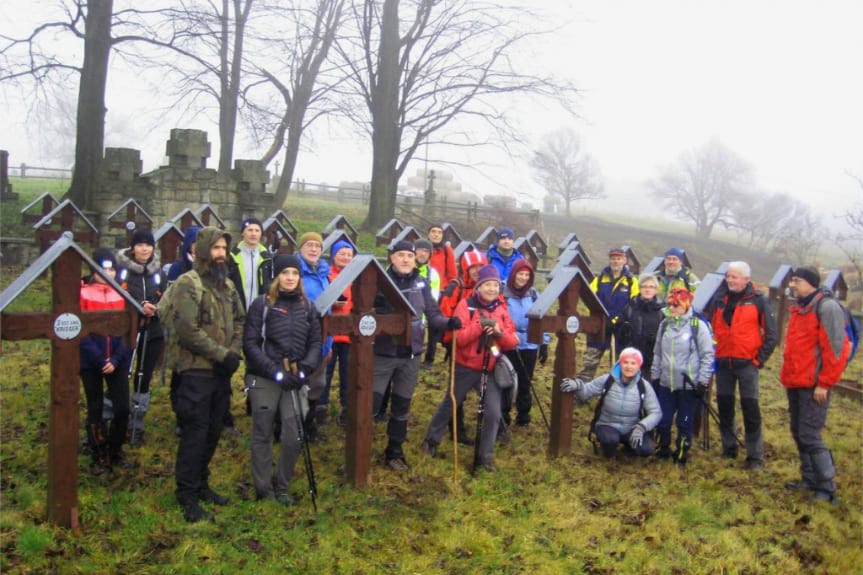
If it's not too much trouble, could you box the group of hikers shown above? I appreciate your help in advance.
[78,219,853,522]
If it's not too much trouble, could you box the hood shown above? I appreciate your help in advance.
[459,248,488,288]
[182,226,201,263]
[194,226,232,274]
[506,258,535,296]
[611,360,641,385]
[116,248,161,276]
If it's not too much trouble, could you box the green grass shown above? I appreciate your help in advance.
[1,182,861,574]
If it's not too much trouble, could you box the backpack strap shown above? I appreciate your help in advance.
[588,375,616,454]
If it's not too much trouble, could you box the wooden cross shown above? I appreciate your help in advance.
[527,267,607,457]
[106,199,153,246]
[32,199,99,254]
[0,234,143,531]
[315,255,413,486]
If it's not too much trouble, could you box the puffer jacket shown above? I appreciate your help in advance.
[79,280,133,372]
[650,309,715,391]
[374,267,449,358]
[452,294,518,372]
[486,245,524,282]
[168,227,246,373]
[117,248,164,341]
[780,290,850,389]
[300,255,331,355]
[616,295,665,375]
[575,363,662,434]
[244,291,322,380]
[439,249,487,345]
[710,283,777,368]
[328,264,354,345]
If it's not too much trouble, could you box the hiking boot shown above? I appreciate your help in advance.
[419,362,433,371]
[183,501,214,523]
[811,490,838,505]
[746,459,764,472]
[457,434,475,446]
[315,405,328,426]
[385,456,410,471]
[421,440,440,458]
[515,416,531,427]
[337,409,347,427]
[90,460,113,476]
[722,447,738,459]
[128,430,145,447]
[374,412,390,424]
[199,487,230,506]
[785,480,814,491]
[477,461,497,473]
[655,446,672,459]
[496,425,512,445]
[275,492,295,506]
[110,450,139,470]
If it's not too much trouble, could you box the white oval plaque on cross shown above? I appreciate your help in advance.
[358,314,377,337]
[565,315,580,334]
[54,313,82,340]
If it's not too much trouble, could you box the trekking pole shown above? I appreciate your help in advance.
[472,348,491,476]
[286,359,317,512]
[130,321,150,442]
[514,349,550,433]
[698,393,745,449]
[449,331,459,481]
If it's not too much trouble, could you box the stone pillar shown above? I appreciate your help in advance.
[102,148,142,182]
[234,159,271,212]
[165,129,211,169]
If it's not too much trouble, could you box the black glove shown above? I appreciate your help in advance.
[283,373,304,391]
[447,317,462,330]
[214,351,241,378]
[442,280,458,298]
[538,344,548,365]
[695,382,709,398]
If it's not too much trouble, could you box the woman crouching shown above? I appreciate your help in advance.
[561,348,662,459]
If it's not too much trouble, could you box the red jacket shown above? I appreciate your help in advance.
[710,285,777,367]
[452,295,518,372]
[429,243,457,288]
[328,266,353,345]
[780,292,850,389]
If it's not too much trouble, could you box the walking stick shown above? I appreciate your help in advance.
[449,331,458,481]
[130,321,150,442]
[286,359,317,512]
[472,348,491,476]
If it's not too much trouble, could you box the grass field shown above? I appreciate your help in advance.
[1,180,861,574]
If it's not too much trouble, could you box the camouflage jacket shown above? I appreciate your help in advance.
[165,227,245,373]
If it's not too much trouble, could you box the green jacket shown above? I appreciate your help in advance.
[166,227,246,373]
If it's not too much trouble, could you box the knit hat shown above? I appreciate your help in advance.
[475,264,501,289]
[497,227,514,240]
[667,286,693,310]
[330,239,356,258]
[664,247,685,260]
[608,247,626,257]
[415,239,433,252]
[131,228,155,247]
[298,231,324,248]
[241,216,263,232]
[92,248,117,271]
[272,254,302,276]
[618,347,644,368]
[792,266,820,289]
[428,223,444,232]
[389,239,415,254]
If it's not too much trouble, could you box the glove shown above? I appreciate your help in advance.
[442,280,458,298]
[479,317,497,330]
[282,373,304,391]
[629,424,646,449]
[447,316,462,330]
[538,344,548,365]
[214,351,241,378]
[695,382,709,398]
[560,378,583,393]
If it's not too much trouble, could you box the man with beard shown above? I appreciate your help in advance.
[166,227,245,522]
[654,247,700,300]
[577,247,640,381]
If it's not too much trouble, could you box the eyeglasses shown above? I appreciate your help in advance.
[641,284,657,290]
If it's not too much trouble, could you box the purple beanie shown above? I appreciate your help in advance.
[475,264,501,288]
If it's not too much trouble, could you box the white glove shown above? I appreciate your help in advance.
[629,424,646,449]
[560,378,584,393]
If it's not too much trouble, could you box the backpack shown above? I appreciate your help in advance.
[816,294,860,367]
[159,270,204,372]
[588,375,646,453]
[657,313,714,380]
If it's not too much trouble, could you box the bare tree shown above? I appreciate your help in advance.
[336,0,576,230]
[730,191,797,251]
[245,0,345,207]
[529,127,603,217]
[835,172,863,290]
[650,139,753,240]
[771,197,823,263]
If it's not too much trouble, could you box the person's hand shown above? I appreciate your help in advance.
[538,344,548,365]
[629,424,646,449]
[283,373,304,391]
[142,301,158,318]
[101,360,116,375]
[560,378,583,393]
[813,386,829,404]
[695,382,709,398]
[215,351,241,378]
[447,317,462,331]
[442,280,458,298]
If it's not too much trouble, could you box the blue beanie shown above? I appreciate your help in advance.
[664,247,685,260]
[331,239,356,258]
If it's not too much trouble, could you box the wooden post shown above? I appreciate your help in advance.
[0,237,142,530]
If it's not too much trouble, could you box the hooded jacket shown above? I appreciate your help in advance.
[503,259,546,351]
[710,282,777,368]
[167,227,246,373]
[228,241,274,311]
[117,248,164,341]
[452,293,518,372]
[429,241,458,289]
[650,308,715,391]
[374,266,448,358]
[440,249,488,345]
[486,244,524,282]
[167,226,200,283]
[79,280,133,372]
[574,362,663,434]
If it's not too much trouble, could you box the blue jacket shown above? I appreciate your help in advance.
[486,246,524,282]
[503,285,550,350]
[300,256,332,355]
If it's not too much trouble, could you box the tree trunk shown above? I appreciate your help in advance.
[68,0,113,210]
[217,0,249,175]
[564,198,572,218]
[362,0,400,231]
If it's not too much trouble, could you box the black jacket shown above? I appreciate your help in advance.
[616,295,665,374]
[243,291,322,379]
[374,267,449,358]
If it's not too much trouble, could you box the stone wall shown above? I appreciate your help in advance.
[91,129,272,248]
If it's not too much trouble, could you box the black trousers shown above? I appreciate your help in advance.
[81,367,130,450]
[174,370,230,505]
